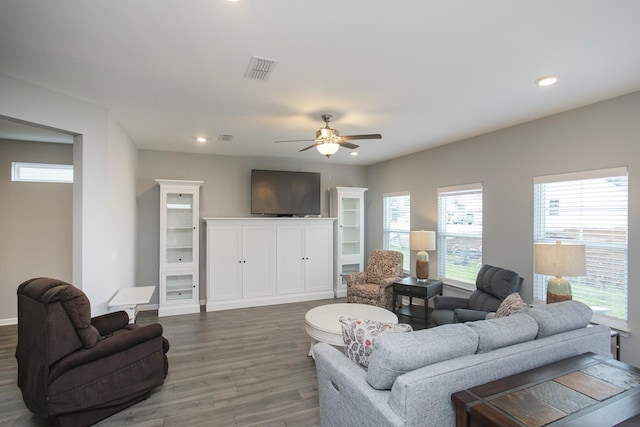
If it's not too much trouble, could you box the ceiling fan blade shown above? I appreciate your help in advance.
[341,133,382,141]
[299,142,320,152]
[274,138,315,143]
[340,141,360,150]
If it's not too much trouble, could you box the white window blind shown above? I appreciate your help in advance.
[11,162,73,183]
[533,167,628,328]
[383,192,410,271]
[437,183,483,285]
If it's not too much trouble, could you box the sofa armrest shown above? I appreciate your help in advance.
[433,296,470,311]
[313,343,403,427]
[91,311,130,336]
[49,323,165,382]
[345,271,367,286]
[454,308,490,323]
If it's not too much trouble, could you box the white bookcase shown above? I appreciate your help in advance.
[156,179,203,317]
[332,187,367,298]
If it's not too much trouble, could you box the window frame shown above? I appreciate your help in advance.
[382,191,411,272]
[533,166,628,331]
[437,183,483,289]
[11,162,73,183]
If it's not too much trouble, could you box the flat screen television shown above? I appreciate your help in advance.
[251,169,321,216]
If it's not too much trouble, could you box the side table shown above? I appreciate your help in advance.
[393,277,443,327]
[108,286,155,323]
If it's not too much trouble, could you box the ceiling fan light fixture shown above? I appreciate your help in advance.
[317,142,340,157]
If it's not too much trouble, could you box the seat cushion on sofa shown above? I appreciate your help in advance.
[526,300,593,338]
[465,313,538,353]
[339,317,413,368]
[366,323,478,390]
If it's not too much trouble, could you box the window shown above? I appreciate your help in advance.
[383,192,410,271]
[437,183,483,285]
[11,162,73,183]
[534,167,628,329]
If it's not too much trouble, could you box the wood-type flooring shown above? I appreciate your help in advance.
[1,298,343,427]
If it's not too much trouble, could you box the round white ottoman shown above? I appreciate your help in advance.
[305,303,398,357]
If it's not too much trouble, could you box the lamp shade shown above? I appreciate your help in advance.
[534,241,586,277]
[410,230,436,251]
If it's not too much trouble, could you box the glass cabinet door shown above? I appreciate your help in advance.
[165,192,194,264]
[340,196,361,256]
[165,273,195,301]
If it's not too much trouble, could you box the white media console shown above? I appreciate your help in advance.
[204,217,336,311]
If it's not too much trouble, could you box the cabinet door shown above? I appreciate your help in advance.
[276,225,305,294]
[163,190,197,266]
[242,225,275,297]
[339,195,363,257]
[161,271,197,305]
[209,226,243,300]
[305,224,333,291]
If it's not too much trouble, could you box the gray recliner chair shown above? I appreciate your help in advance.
[431,264,523,325]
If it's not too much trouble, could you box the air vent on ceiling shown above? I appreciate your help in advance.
[244,56,278,81]
[219,134,234,142]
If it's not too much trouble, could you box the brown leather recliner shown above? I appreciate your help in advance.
[16,277,169,426]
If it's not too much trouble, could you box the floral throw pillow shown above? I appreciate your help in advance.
[495,292,528,318]
[339,316,413,368]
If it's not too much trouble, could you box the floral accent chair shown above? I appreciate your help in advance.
[345,250,403,310]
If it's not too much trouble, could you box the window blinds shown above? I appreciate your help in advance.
[533,167,628,325]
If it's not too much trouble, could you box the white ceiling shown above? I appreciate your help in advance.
[1,0,639,165]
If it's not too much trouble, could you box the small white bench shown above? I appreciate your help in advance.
[108,286,155,323]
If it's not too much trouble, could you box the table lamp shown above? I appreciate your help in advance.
[534,241,586,303]
[410,230,436,281]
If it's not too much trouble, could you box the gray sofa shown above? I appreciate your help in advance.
[314,300,611,427]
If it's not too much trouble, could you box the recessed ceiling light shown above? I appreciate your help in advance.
[196,137,207,143]
[350,151,358,156]
[535,75,560,87]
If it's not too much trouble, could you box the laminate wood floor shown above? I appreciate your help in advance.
[0,298,348,427]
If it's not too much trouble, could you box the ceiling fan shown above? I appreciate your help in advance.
[275,114,382,157]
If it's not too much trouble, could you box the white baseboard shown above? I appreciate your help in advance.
[0,317,18,326]
[138,303,160,311]
[206,291,334,312]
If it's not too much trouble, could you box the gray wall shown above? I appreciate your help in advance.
[1,73,139,317]
[136,151,367,303]
[0,139,73,320]
[366,91,640,366]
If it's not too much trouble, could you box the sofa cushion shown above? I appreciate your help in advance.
[465,313,538,353]
[366,323,478,390]
[339,317,413,368]
[526,300,593,338]
[495,292,528,318]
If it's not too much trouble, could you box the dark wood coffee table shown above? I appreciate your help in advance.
[452,353,640,427]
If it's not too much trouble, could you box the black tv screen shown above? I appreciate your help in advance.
[251,169,321,216]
